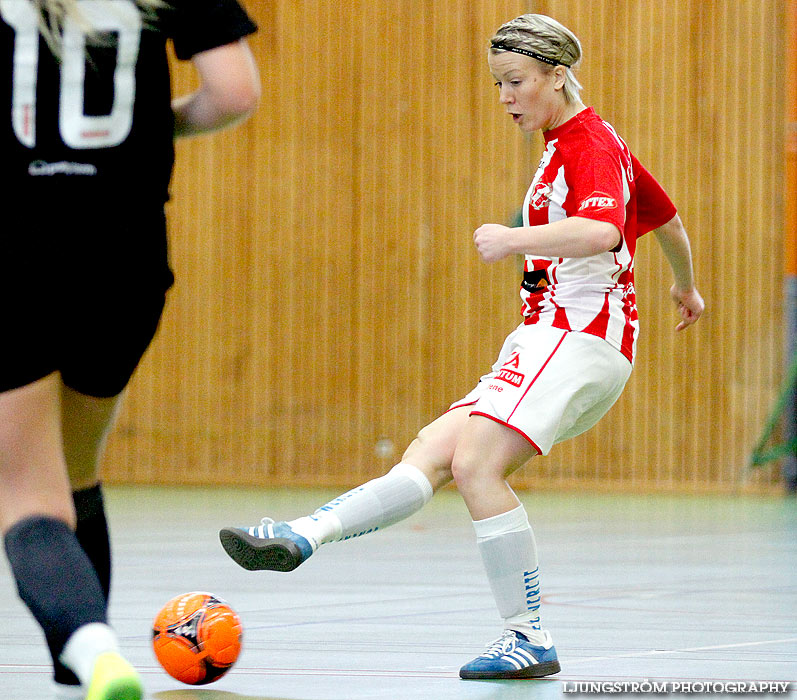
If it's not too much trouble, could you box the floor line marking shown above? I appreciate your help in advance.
[569,636,797,664]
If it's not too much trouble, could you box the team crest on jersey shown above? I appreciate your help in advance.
[578,191,617,212]
[529,181,552,210]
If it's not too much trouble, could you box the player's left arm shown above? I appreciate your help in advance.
[173,39,261,138]
[653,213,705,331]
[473,216,621,263]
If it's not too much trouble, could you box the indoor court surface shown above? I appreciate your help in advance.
[1,486,795,700]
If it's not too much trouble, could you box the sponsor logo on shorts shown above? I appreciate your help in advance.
[578,191,616,211]
[496,368,524,387]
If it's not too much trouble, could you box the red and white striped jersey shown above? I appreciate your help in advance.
[521,107,676,363]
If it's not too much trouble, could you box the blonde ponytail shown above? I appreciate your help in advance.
[34,0,166,56]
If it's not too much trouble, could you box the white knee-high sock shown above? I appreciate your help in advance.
[287,463,433,546]
[473,504,549,646]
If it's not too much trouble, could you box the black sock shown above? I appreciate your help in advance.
[73,484,112,602]
[4,516,107,683]
[52,485,113,686]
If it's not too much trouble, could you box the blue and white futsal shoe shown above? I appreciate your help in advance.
[459,629,561,680]
[219,518,317,572]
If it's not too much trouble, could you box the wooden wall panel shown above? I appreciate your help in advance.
[103,0,787,493]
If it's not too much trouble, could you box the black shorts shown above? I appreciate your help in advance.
[1,205,174,398]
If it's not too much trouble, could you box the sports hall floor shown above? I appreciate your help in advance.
[1,486,795,699]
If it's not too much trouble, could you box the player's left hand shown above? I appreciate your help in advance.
[473,223,514,263]
[670,285,705,331]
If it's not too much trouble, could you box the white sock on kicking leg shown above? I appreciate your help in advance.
[473,504,549,647]
[286,463,433,546]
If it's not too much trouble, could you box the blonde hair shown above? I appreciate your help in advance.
[490,14,583,104]
[34,0,166,55]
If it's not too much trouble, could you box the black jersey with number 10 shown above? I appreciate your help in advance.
[0,0,257,207]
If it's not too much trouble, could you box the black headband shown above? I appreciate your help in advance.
[490,42,568,67]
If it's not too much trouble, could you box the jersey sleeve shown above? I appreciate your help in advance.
[171,0,257,61]
[565,143,627,233]
[632,154,677,236]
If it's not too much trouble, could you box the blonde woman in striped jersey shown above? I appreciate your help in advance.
[220,12,703,681]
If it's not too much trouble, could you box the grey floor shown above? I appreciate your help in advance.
[0,486,795,700]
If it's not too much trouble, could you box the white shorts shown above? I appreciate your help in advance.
[449,324,632,455]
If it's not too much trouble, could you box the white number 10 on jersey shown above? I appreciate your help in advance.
[1,0,141,149]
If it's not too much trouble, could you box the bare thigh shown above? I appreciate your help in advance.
[61,382,124,491]
[400,406,472,491]
[451,415,539,520]
[0,373,74,531]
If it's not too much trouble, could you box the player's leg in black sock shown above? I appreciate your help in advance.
[73,483,112,601]
[59,381,123,687]
[4,516,107,680]
[52,484,113,686]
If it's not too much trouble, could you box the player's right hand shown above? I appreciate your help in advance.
[473,223,514,263]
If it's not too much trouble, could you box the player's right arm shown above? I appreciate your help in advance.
[653,213,705,331]
[172,38,261,138]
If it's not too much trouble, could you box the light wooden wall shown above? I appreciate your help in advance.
[104,0,787,493]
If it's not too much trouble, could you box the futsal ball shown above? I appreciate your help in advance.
[152,592,242,685]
